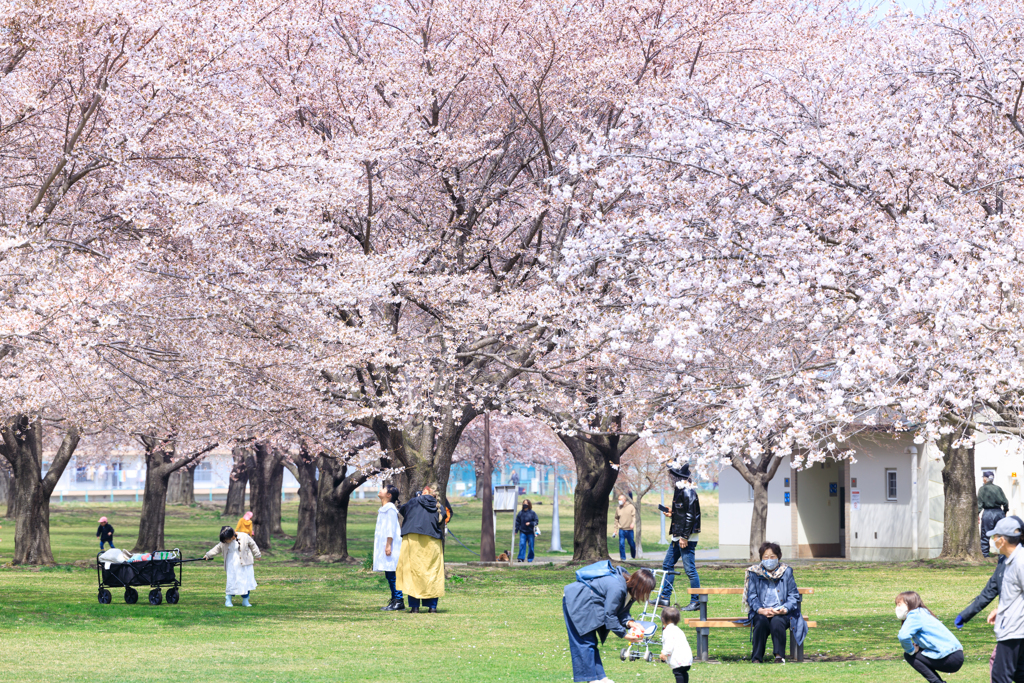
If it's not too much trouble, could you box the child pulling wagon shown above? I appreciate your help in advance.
[204,526,261,607]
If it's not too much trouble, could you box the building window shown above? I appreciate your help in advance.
[195,460,213,483]
[886,469,898,501]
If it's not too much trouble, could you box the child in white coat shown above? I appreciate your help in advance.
[374,485,404,611]
[660,606,694,682]
[204,526,261,607]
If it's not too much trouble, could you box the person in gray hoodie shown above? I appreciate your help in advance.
[989,517,1024,682]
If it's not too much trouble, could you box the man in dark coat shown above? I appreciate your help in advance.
[655,463,702,611]
[980,472,1010,557]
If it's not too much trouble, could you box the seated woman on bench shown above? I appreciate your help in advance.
[744,541,808,663]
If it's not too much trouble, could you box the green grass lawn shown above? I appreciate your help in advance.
[0,498,999,682]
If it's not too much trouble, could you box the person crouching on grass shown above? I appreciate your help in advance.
[895,591,963,683]
[204,525,261,607]
[660,606,693,682]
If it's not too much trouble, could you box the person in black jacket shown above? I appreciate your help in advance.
[96,516,115,550]
[655,463,701,611]
[515,500,539,563]
[395,483,445,613]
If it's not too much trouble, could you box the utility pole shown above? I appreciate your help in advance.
[549,465,563,552]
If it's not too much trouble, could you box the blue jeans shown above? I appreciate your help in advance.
[408,596,437,610]
[100,540,113,550]
[619,529,636,560]
[660,540,700,603]
[563,597,605,682]
[384,570,403,601]
[518,533,535,562]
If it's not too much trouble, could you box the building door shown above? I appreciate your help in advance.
[796,462,842,557]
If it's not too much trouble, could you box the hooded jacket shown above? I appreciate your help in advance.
[399,494,443,539]
[515,509,539,535]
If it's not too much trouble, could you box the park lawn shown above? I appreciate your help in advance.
[0,500,995,682]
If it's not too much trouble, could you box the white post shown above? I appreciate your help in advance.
[906,446,919,560]
[660,488,668,544]
[550,466,563,552]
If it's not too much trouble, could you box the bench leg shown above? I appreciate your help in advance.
[789,634,796,661]
[797,642,804,663]
[696,626,710,662]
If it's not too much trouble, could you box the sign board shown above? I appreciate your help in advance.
[784,492,790,506]
[784,478,790,488]
[493,485,518,512]
[851,490,860,511]
[829,483,838,497]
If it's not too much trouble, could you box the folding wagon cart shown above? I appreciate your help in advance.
[96,549,186,605]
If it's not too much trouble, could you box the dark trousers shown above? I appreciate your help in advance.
[563,597,604,682]
[983,509,1006,557]
[384,570,403,601]
[619,529,636,560]
[518,532,535,562]
[407,596,437,610]
[751,613,788,661]
[660,540,700,603]
[904,650,963,683]
[672,665,690,683]
[100,540,113,550]
[994,639,1024,683]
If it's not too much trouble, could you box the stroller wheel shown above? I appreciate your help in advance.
[645,651,654,663]
[166,588,179,604]
[620,647,629,661]
[124,587,138,604]
[149,589,162,606]
[98,589,112,604]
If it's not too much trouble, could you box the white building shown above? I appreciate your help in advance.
[719,432,1024,561]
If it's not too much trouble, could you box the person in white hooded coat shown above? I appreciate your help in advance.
[204,526,261,607]
[374,485,404,611]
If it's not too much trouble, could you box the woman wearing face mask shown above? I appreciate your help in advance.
[743,541,808,663]
[895,591,963,683]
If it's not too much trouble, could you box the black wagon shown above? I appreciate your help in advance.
[96,549,183,605]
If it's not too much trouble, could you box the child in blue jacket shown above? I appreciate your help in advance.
[896,591,964,683]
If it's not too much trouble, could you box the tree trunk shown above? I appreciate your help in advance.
[634,492,644,556]
[939,426,981,560]
[269,454,285,537]
[559,433,638,564]
[166,466,196,506]
[479,412,495,561]
[730,452,785,561]
[4,466,16,518]
[249,442,280,550]
[0,416,80,565]
[133,437,218,553]
[223,446,250,517]
[315,455,366,561]
[291,448,319,553]
[0,464,9,507]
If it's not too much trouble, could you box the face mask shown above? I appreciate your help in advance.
[994,537,1004,555]
[761,558,779,571]
[895,604,909,621]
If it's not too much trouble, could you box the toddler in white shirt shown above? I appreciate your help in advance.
[660,606,694,682]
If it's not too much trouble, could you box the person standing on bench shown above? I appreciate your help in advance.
[655,463,701,611]
[895,591,963,683]
[744,541,808,664]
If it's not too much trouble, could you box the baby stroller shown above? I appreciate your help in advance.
[620,568,677,663]
[96,548,184,605]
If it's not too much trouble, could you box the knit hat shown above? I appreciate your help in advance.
[243,511,253,521]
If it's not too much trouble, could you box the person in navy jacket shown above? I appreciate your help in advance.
[744,541,808,663]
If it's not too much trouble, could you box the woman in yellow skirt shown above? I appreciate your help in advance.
[396,482,445,613]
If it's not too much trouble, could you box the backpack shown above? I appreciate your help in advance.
[575,560,623,593]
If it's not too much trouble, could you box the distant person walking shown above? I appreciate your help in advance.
[235,511,254,536]
[980,472,1010,558]
[396,482,445,613]
[374,484,404,611]
[989,517,1024,683]
[656,463,701,611]
[96,517,115,550]
[615,493,636,560]
[515,499,539,563]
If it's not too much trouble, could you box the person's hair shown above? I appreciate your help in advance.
[420,481,438,496]
[896,591,935,616]
[522,500,532,511]
[219,526,236,543]
[1004,535,1023,546]
[661,606,681,626]
[758,541,783,560]
[385,484,401,506]
[624,568,656,603]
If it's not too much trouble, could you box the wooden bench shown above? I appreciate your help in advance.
[683,587,817,662]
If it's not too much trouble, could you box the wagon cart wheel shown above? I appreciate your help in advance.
[645,651,654,663]
[620,647,629,661]
[124,587,138,604]
[149,588,162,606]
[98,589,112,604]
[166,588,179,604]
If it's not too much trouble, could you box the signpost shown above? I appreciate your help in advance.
[493,485,518,565]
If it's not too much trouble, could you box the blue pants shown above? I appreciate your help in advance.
[100,540,113,550]
[518,532,535,562]
[408,596,438,610]
[563,597,605,682]
[619,529,636,560]
[660,540,700,603]
[384,570,403,601]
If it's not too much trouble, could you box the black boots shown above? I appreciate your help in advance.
[428,607,437,613]
[382,598,405,611]
[409,605,420,613]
